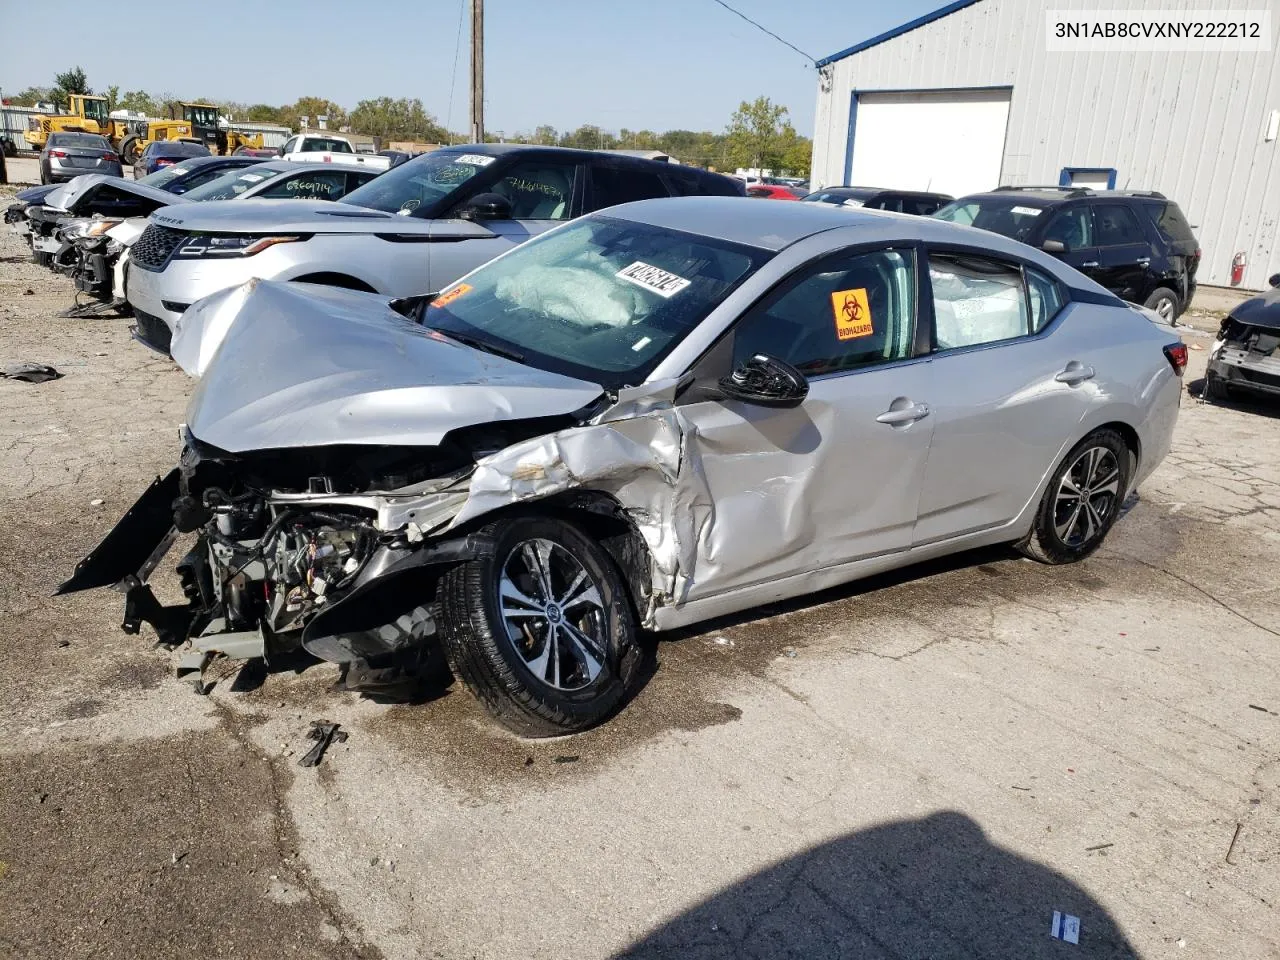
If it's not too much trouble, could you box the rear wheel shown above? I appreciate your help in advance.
[120,136,141,167]
[1143,287,1180,325]
[437,515,641,737]
[1019,429,1130,564]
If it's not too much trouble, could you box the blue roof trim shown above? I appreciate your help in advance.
[816,0,984,67]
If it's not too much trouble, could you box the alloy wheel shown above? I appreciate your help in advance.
[1053,446,1122,547]
[1155,296,1175,321]
[497,538,608,691]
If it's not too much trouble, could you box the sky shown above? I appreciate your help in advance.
[0,0,943,137]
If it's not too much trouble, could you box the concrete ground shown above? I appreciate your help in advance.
[4,156,136,185]
[0,195,1277,960]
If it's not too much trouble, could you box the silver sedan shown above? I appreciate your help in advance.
[40,131,123,184]
[61,197,1185,737]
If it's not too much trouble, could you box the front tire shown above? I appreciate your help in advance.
[1019,429,1130,564]
[120,136,140,167]
[437,515,642,737]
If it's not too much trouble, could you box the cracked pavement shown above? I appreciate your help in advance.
[0,205,1277,958]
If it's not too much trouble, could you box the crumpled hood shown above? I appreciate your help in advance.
[183,279,605,453]
[1232,286,1280,330]
[45,174,187,213]
[16,183,57,205]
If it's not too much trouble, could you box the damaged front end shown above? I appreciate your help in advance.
[57,422,562,671]
[1205,290,1280,401]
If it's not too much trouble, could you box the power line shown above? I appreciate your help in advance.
[445,0,466,143]
[708,0,817,65]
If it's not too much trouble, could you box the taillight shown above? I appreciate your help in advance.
[50,149,67,158]
[103,152,117,161]
[1164,342,1188,376]
[157,159,174,167]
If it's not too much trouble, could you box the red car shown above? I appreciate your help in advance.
[747,184,802,201]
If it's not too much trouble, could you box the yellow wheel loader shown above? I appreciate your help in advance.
[24,94,192,165]
[177,102,264,156]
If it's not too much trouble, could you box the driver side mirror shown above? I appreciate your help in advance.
[1042,239,1067,254]
[1269,273,1280,289]
[459,192,512,221]
[717,355,809,408]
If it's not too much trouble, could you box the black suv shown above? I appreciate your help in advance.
[934,187,1201,320]
[803,186,953,216]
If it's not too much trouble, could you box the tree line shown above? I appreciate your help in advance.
[5,67,811,176]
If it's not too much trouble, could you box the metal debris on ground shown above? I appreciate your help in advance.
[298,720,348,767]
[1225,822,1243,864]
[1085,842,1114,851]
[0,362,60,383]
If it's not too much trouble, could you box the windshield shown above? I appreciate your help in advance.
[340,151,493,216]
[933,197,1047,242]
[82,98,108,124]
[300,137,353,153]
[181,164,287,201]
[187,105,219,126]
[421,215,771,388]
[138,157,206,188]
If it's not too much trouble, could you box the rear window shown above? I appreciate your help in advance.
[49,133,110,149]
[300,138,354,153]
[167,142,210,158]
[1152,202,1197,244]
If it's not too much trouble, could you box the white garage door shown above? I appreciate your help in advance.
[848,89,1012,198]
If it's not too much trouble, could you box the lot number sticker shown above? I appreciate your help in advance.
[831,287,874,340]
[430,283,472,310]
[454,154,495,166]
[1010,205,1042,216]
[616,261,691,298]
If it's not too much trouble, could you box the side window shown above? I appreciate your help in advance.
[590,165,669,209]
[490,161,577,220]
[746,186,770,199]
[179,167,230,190]
[731,248,916,377]
[282,137,298,154]
[347,171,379,193]
[1042,206,1093,249]
[903,196,944,216]
[259,170,348,200]
[1093,203,1145,246]
[930,253,1030,350]
[1026,267,1066,332]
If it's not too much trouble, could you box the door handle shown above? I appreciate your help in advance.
[1136,257,1151,265]
[876,401,931,425]
[1082,261,1100,268]
[1055,363,1096,385]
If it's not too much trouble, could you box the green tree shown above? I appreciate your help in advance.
[52,66,91,109]
[780,133,812,178]
[532,124,558,145]
[117,90,160,116]
[349,97,447,142]
[105,85,120,112]
[558,124,617,150]
[6,86,53,107]
[725,96,794,173]
[245,103,284,123]
[282,96,349,131]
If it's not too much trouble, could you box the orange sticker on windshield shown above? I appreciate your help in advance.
[430,283,472,310]
[831,288,873,340]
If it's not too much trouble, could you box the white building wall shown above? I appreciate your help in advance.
[812,0,1280,288]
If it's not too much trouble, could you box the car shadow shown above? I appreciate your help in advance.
[1187,378,1280,419]
[613,811,1139,958]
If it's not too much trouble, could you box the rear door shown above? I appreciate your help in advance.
[912,250,1095,544]
[675,244,935,598]
[586,161,671,211]
[1091,203,1151,302]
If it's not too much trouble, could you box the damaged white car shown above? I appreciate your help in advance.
[59,198,1186,736]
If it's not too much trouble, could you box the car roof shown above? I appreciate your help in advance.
[604,195,1089,261]
[429,142,726,178]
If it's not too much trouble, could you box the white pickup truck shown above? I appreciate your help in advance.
[279,134,390,170]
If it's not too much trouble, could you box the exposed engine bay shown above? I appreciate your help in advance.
[1205,287,1280,401]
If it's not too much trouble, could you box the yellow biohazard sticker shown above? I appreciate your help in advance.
[430,283,472,310]
[831,288,873,340]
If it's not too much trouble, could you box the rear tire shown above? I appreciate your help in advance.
[437,515,642,737]
[1143,287,1181,324]
[120,137,140,167]
[1019,429,1130,565]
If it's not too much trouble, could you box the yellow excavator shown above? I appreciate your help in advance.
[24,94,191,163]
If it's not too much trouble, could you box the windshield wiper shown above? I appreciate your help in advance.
[431,328,525,363]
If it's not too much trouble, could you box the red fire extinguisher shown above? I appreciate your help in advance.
[1230,252,1246,286]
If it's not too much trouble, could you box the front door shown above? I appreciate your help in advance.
[913,250,1097,543]
[676,245,936,601]
[428,159,581,291]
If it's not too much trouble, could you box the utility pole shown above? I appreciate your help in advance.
[469,0,484,143]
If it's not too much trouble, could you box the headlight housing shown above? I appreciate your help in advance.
[86,218,124,237]
[174,235,302,258]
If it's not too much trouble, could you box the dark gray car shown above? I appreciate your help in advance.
[40,132,123,184]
